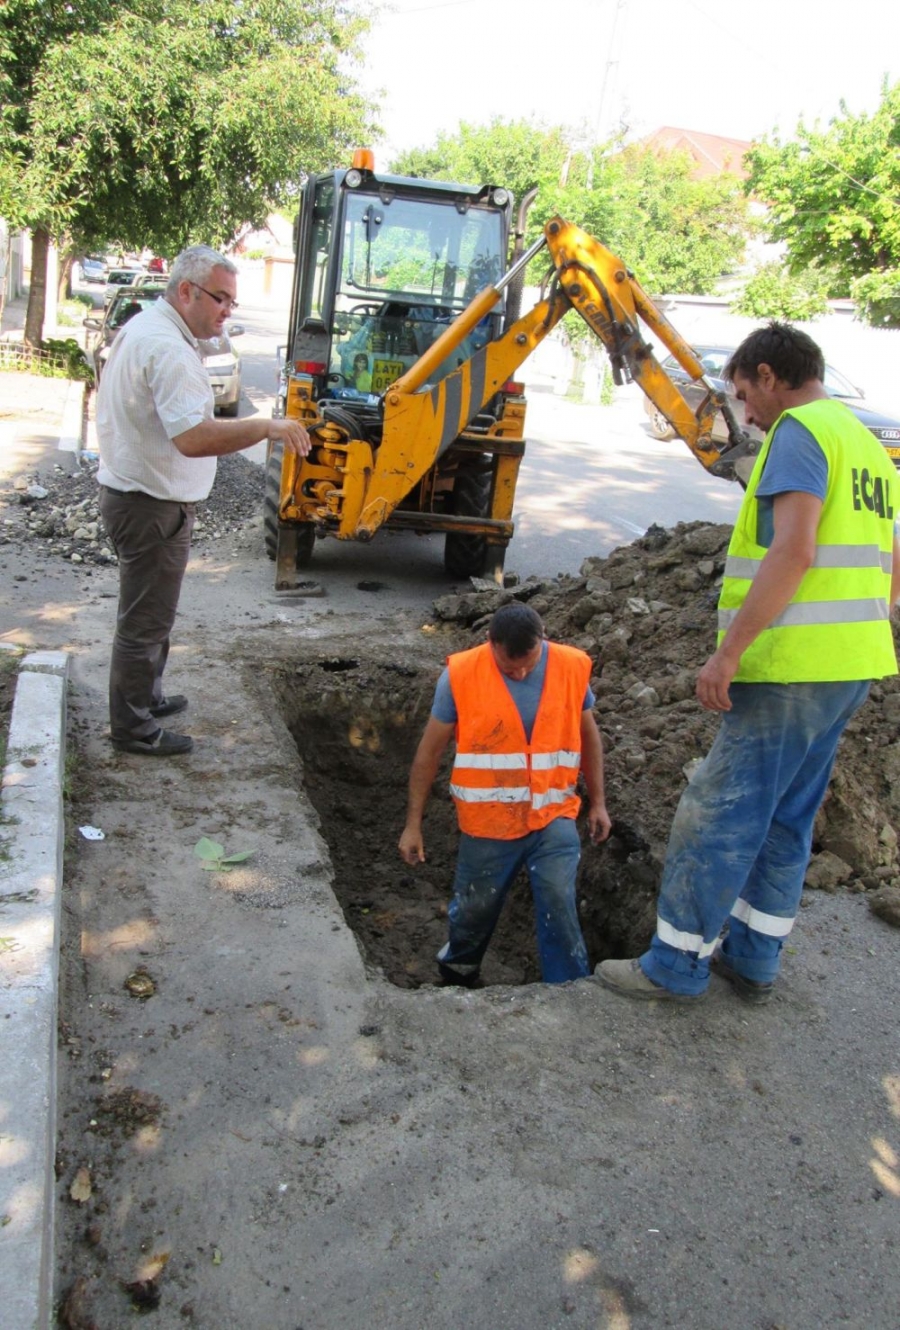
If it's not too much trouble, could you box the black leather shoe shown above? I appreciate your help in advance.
[149,695,188,719]
[112,729,193,756]
[437,963,483,989]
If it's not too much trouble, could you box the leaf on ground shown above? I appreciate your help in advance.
[194,837,225,861]
[70,1166,92,1203]
[220,850,253,864]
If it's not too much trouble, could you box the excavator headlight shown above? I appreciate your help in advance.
[345,169,363,188]
[492,188,510,207]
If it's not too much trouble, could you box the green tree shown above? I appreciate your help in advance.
[731,261,830,321]
[1,0,373,345]
[392,121,749,297]
[744,80,900,324]
[0,0,119,343]
[391,118,576,206]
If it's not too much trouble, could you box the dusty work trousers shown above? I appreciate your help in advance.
[99,486,194,743]
[437,816,589,984]
[640,679,870,996]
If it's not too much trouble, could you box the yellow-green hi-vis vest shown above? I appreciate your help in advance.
[718,399,898,683]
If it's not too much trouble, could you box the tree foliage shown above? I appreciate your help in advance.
[0,0,373,340]
[731,261,830,322]
[744,80,900,323]
[391,119,575,207]
[391,120,750,297]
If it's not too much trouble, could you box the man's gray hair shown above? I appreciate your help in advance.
[167,245,237,296]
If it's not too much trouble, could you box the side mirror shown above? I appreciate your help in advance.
[227,323,245,337]
[83,317,102,329]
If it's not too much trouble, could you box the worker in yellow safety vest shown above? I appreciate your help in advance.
[598,322,900,1005]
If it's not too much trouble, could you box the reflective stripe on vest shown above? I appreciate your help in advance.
[725,543,891,577]
[720,597,889,631]
[719,399,897,683]
[447,641,591,839]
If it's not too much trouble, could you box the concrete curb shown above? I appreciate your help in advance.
[0,649,70,1330]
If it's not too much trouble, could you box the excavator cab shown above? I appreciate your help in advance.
[283,166,512,405]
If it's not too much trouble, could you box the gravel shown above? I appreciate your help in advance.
[0,453,264,567]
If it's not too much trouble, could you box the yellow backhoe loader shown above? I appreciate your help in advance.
[268,154,755,589]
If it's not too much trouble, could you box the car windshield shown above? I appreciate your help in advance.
[823,364,860,398]
[108,291,164,328]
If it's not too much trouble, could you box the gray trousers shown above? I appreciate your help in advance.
[98,486,194,742]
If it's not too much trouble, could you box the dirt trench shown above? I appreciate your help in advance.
[271,520,900,989]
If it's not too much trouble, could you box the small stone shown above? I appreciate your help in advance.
[869,886,900,928]
[804,851,854,893]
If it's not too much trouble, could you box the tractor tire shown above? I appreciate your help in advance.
[444,465,493,579]
[647,406,676,440]
[264,443,315,567]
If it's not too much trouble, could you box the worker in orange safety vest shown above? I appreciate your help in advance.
[399,603,611,985]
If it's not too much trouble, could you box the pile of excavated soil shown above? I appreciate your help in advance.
[274,520,900,989]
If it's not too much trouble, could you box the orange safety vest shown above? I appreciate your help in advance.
[447,641,591,839]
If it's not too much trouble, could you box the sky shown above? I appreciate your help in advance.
[356,0,900,163]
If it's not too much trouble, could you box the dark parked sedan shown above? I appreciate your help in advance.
[644,344,900,465]
[84,286,243,414]
[84,286,167,383]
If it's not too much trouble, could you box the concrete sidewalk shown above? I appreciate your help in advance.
[1,295,78,1329]
[0,648,69,1330]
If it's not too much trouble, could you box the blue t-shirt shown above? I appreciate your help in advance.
[432,641,595,742]
[752,415,828,547]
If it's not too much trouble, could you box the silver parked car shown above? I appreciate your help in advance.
[103,266,145,304]
[79,255,108,284]
[198,330,243,416]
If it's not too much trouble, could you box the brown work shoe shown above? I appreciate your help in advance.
[710,953,774,1006]
[595,958,706,1003]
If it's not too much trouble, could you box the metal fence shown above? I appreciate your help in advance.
[0,338,85,379]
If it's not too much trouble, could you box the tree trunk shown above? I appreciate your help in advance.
[24,225,50,349]
[58,248,73,304]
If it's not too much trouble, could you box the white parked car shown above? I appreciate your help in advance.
[104,267,145,304]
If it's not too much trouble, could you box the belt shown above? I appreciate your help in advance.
[101,486,190,504]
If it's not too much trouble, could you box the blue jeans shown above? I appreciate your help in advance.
[438,817,589,984]
[641,680,870,996]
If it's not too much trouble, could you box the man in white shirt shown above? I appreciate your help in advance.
[97,244,311,756]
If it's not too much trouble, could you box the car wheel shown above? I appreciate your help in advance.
[218,398,240,418]
[647,406,675,440]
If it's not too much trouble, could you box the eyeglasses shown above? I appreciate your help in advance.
[190,281,239,312]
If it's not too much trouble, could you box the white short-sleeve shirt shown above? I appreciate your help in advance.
[96,299,217,501]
